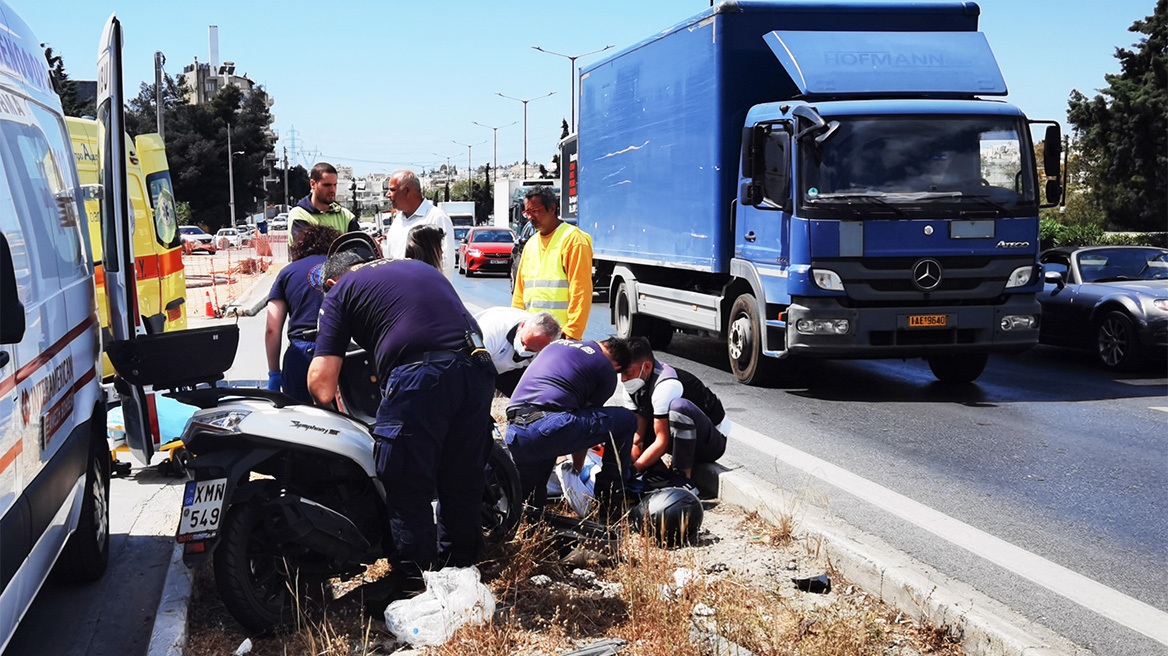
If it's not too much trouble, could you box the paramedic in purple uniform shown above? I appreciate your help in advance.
[504,337,637,516]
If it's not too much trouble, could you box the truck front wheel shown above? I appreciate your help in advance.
[728,294,775,385]
[926,353,989,383]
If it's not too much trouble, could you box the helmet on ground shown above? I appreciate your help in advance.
[632,486,703,547]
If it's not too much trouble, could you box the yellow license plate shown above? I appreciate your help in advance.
[908,314,947,328]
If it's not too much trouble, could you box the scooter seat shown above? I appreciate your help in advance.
[166,387,304,409]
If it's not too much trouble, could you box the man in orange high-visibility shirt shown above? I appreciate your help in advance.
[511,186,592,339]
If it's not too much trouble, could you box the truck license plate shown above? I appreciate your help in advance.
[177,478,228,541]
[908,314,947,328]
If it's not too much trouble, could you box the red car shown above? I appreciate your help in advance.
[458,227,516,276]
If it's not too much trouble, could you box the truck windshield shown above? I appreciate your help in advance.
[801,115,1036,218]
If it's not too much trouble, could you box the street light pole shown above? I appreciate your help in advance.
[496,91,555,180]
[432,152,452,202]
[452,139,486,195]
[472,120,517,187]
[227,123,236,224]
[531,44,613,133]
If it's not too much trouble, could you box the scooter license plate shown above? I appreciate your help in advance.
[177,478,228,541]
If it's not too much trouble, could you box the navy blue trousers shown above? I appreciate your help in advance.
[372,353,496,577]
[281,338,315,404]
[504,407,637,509]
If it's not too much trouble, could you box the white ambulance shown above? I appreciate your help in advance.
[0,3,132,650]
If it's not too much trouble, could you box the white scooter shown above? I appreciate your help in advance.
[109,326,522,633]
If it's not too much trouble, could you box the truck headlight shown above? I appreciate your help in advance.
[1005,266,1035,288]
[1000,315,1038,331]
[811,268,844,291]
[795,319,851,335]
[189,410,251,434]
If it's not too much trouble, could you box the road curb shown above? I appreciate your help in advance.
[691,463,1089,656]
[146,542,193,656]
[224,266,282,318]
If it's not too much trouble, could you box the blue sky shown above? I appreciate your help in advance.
[23,0,1156,176]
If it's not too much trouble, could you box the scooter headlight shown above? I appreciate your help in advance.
[188,410,251,434]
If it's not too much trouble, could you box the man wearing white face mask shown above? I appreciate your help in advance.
[474,307,561,395]
[618,337,728,478]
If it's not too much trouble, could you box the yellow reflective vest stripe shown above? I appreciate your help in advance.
[519,222,581,324]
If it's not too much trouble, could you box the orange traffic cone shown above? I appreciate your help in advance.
[204,291,215,318]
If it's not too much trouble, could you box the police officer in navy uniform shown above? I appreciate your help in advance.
[264,224,341,403]
[504,336,637,515]
[307,233,495,587]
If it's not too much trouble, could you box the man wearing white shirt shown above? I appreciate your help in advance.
[382,170,456,279]
[473,306,560,395]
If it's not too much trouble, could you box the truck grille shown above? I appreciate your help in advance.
[815,256,1032,306]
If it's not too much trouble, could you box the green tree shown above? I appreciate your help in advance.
[43,46,94,117]
[126,80,277,230]
[269,164,309,207]
[1066,0,1167,231]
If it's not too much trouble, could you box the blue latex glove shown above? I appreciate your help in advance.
[267,371,283,392]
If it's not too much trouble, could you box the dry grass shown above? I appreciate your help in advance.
[186,503,966,656]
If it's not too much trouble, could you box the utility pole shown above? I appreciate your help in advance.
[473,120,516,187]
[496,91,555,180]
[531,44,613,133]
[432,152,452,202]
[154,51,166,139]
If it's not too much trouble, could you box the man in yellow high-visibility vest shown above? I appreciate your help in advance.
[511,187,593,339]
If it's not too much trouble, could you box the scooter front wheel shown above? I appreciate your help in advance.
[483,441,522,545]
[214,499,293,633]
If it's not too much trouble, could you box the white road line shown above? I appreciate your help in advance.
[1115,378,1168,386]
[728,422,1168,645]
[1150,407,1168,414]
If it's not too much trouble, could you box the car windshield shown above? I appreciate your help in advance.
[180,227,202,235]
[473,231,513,243]
[801,115,1036,218]
[1077,248,1168,282]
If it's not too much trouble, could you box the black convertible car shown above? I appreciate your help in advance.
[1038,246,1168,369]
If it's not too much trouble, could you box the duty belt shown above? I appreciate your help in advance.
[395,348,471,369]
[506,404,555,426]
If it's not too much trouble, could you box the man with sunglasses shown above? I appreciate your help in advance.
[511,186,593,339]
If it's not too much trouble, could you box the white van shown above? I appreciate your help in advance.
[0,4,112,650]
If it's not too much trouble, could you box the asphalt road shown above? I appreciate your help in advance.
[455,270,1168,656]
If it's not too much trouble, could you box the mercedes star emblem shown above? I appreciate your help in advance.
[912,258,943,291]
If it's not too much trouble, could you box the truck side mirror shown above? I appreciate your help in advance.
[1,234,26,345]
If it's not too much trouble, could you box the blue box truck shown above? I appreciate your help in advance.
[575,0,1062,384]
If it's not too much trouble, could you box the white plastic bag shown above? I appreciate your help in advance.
[552,451,603,518]
[383,566,495,647]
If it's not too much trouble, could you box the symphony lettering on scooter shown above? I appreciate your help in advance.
[290,420,340,436]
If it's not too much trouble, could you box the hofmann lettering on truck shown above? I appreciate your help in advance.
[577,1,1062,384]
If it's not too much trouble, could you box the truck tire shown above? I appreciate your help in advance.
[727,293,776,385]
[614,281,650,340]
[926,353,989,383]
[1095,310,1139,370]
[54,423,111,583]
